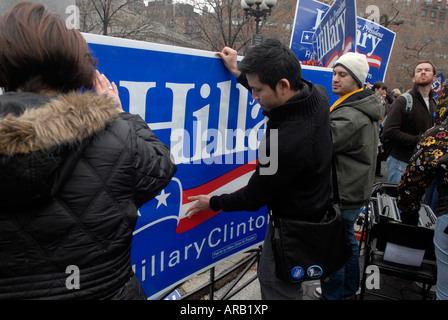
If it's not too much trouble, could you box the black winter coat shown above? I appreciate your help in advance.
[0,92,176,299]
[210,78,333,222]
[383,85,437,162]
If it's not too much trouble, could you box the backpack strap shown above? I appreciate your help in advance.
[400,93,413,113]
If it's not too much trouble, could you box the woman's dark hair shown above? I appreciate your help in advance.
[0,2,97,93]
[372,81,387,91]
[238,38,302,91]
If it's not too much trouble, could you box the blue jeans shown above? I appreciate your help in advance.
[425,178,439,213]
[320,208,361,300]
[386,155,408,184]
[435,214,448,300]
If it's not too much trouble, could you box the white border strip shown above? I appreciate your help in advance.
[82,32,246,61]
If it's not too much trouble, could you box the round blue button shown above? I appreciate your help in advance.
[291,266,305,279]
[307,265,323,279]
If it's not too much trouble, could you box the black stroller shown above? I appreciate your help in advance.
[358,182,437,300]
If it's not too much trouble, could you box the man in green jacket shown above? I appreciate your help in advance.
[318,52,382,300]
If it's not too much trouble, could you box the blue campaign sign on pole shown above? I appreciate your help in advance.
[290,0,395,83]
[356,17,396,84]
[312,0,357,68]
[83,33,334,299]
[290,0,329,62]
[432,73,446,100]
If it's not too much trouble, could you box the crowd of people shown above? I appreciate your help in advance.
[0,2,446,301]
[355,60,447,300]
[377,61,447,300]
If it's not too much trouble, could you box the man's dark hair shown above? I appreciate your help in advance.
[413,60,436,77]
[237,39,302,91]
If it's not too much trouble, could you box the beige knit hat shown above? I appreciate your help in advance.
[334,52,369,87]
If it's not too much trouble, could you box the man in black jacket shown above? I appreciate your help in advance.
[383,61,437,183]
[186,39,333,299]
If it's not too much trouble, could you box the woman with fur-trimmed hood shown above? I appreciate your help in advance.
[0,2,176,299]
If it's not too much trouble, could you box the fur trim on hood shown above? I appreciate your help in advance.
[0,92,119,156]
[0,92,120,210]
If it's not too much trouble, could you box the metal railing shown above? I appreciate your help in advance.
[157,246,262,300]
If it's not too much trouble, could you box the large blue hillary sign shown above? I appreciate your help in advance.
[83,33,334,299]
[291,0,396,83]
